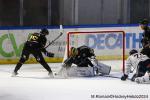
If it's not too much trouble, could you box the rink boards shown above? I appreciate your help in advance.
[0,24,143,64]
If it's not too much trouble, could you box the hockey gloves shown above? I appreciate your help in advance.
[121,74,128,81]
[45,52,54,57]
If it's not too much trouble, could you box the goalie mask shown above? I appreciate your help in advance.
[129,49,138,55]
[70,47,78,57]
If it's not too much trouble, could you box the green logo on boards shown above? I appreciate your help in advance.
[0,33,24,57]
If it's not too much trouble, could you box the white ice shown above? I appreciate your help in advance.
[0,62,150,100]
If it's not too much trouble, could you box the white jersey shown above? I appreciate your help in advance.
[125,53,149,75]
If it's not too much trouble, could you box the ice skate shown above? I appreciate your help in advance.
[11,72,18,77]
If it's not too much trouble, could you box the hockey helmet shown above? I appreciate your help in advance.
[139,19,149,25]
[129,49,138,55]
[70,47,78,57]
[40,28,49,35]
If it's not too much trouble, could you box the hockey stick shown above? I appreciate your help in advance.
[45,32,63,48]
[45,25,63,48]
[101,74,133,81]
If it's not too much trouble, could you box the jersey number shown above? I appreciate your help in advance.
[29,35,38,41]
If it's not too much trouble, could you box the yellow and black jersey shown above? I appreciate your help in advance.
[28,33,40,42]
[25,33,47,53]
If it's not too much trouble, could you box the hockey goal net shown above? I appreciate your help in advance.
[67,30,125,72]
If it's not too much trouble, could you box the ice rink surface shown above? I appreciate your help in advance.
[0,63,150,100]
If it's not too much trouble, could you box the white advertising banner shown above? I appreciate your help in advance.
[0,25,143,63]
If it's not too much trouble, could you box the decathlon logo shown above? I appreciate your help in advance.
[85,33,143,50]
[86,33,123,49]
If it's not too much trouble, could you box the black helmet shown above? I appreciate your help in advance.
[40,28,49,35]
[139,19,149,25]
[129,49,138,55]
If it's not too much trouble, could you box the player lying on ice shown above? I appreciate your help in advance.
[57,45,111,78]
[121,49,150,84]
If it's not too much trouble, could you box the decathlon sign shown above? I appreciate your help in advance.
[85,32,142,50]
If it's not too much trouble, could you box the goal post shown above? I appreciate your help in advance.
[67,30,125,72]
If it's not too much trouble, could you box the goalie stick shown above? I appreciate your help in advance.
[100,74,121,79]
[100,74,133,81]
[45,25,63,48]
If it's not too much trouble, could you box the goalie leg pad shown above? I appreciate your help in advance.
[95,62,111,75]
[67,65,95,77]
